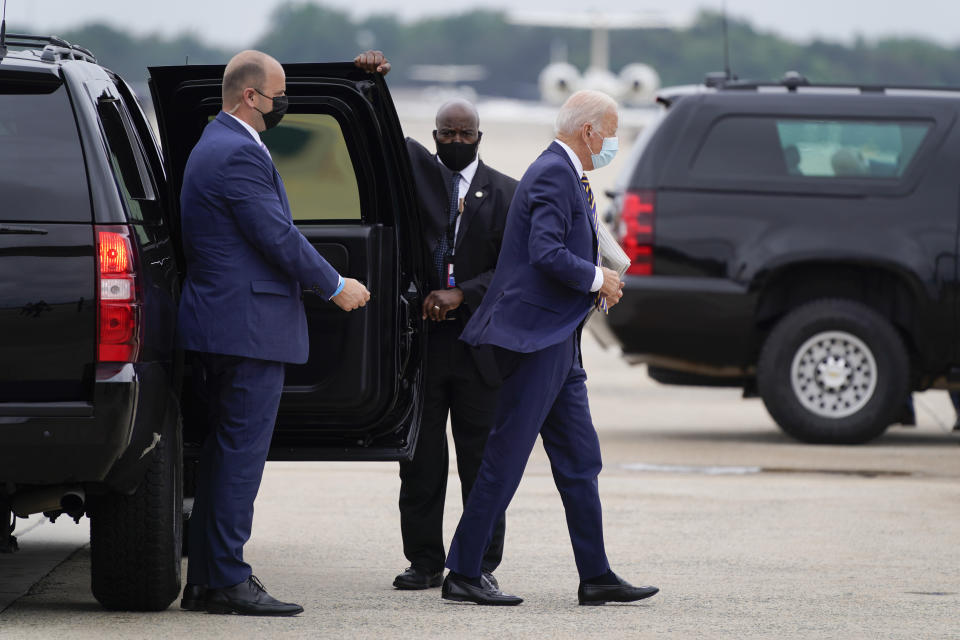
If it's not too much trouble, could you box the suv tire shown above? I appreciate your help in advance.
[757,298,909,444]
[89,418,183,610]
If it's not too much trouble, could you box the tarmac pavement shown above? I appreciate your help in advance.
[1,336,958,639]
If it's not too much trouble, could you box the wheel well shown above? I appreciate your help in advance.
[754,263,922,363]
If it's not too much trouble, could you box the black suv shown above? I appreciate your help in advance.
[0,36,426,610]
[598,74,960,444]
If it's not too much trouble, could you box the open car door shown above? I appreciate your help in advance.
[149,62,425,460]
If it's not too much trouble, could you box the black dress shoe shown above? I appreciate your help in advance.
[441,574,522,606]
[481,571,499,591]
[180,583,207,611]
[578,573,659,606]
[393,566,443,590]
[206,575,303,616]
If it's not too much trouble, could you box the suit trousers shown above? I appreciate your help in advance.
[186,352,285,589]
[445,332,610,580]
[398,321,505,574]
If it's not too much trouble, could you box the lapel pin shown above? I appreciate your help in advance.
[475,191,484,198]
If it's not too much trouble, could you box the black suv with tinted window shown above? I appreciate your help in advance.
[0,35,425,610]
[597,75,960,444]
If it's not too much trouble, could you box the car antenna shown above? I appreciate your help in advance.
[0,0,8,59]
[721,0,732,80]
[704,1,738,87]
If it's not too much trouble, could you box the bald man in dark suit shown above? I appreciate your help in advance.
[393,100,517,592]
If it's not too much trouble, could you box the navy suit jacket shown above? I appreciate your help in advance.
[460,141,597,353]
[176,112,341,364]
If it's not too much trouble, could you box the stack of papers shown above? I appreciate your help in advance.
[597,220,631,277]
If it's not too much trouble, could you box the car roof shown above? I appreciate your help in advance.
[707,74,960,100]
[659,73,960,110]
[0,34,104,83]
[0,48,62,79]
[663,88,960,120]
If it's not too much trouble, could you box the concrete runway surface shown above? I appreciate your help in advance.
[1,336,958,639]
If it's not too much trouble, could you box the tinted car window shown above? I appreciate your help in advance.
[99,94,168,231]
[776,119,930,178]
[260,113,361,221]
[692,116,932,181]
[0,84,91,223]
[99,100,150,220]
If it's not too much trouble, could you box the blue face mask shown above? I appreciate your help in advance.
[589,134,618,170]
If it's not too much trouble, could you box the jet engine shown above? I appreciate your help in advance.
[539,62,581,105]
[619,63,662,106]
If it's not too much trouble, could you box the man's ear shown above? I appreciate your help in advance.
[432,129,439,144]
[579,122,591,146]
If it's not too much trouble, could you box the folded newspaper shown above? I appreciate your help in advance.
[597,220,631,277]
[586,221,630,323]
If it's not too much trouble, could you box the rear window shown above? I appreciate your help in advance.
[692,116,933,181]
[0,84,91,222]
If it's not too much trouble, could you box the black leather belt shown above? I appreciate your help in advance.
[429,316,460,331]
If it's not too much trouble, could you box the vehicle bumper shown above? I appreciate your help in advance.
[604,275,758,371]
[0,362,176,493]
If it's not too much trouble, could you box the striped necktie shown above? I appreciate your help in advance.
[433,172,461,282]
[581,175,608,313]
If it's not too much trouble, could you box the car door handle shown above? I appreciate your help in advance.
[0,225,48,235]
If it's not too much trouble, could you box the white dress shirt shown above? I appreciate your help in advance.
[554,139,604,293]
[226,112,263,145]
[226,112,273,159]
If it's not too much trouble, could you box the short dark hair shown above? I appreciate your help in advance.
[222,61,266,103]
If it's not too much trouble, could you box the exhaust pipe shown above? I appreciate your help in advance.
[60,488,86,519]
[11,486,85,518]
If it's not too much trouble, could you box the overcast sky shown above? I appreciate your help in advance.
[10,0,960,48]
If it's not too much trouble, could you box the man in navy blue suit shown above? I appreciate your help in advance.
[177,49,384,616]
[442,90,659,606]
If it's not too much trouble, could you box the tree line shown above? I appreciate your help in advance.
[16,2,960,97]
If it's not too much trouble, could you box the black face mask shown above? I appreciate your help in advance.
[254,89,289,130]
[434,132,482,172]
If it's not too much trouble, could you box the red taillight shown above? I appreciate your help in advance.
[96,226,141,363]
[99,231,131,273]
[619,190,655,276]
